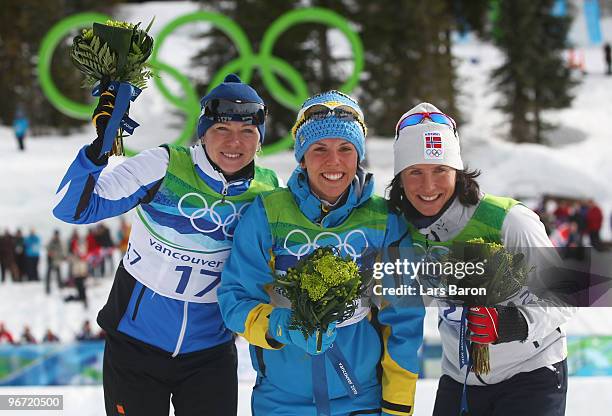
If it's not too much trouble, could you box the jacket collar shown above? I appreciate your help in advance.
[411,191,484,242]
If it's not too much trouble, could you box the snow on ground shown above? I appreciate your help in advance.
[1,1,612,414]
[1,377,612,416]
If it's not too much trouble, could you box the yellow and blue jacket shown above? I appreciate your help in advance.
[218,167,424,415]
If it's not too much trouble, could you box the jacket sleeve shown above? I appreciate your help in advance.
[53,146,168,224]
[217,196,282,349]
[501,204,577,342]
[377,212,425,416]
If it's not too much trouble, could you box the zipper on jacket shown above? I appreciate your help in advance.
[255,346,266,377]
[172,301,189,357]
[131,285,146,320]
[221,183,229,202]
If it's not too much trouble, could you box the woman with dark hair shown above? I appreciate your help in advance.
[387,103,574,416]
[219,91,424,416]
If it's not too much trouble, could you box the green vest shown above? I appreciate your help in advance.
[261,188,388,266]
[127,144,278,303]
[261,188,388,327]
[409,194,519,248]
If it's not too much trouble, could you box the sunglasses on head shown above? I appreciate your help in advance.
[395,112,457,137]
[292,103,366,137]
[201,98,267,125]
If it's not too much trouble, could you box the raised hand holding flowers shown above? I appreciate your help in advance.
[70,19,154,157]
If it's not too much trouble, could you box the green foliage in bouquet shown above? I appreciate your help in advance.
[440,237,532,305]
[70,19,155,89]
[273,247,369,351]
[439,237,534,375]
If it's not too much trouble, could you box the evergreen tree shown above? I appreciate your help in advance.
[191,0,355,146]
[191,0,489,141]
[491,0,576,143]
[350,0,487,136]
[0,0,120,134]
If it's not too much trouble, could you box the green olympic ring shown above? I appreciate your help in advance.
[37,8,364,156]
[38,12,109,119]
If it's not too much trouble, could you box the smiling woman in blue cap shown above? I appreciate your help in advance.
[218,90,424,416]
[53,74,279,416]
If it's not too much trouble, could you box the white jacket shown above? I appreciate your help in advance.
[414,193,576,385]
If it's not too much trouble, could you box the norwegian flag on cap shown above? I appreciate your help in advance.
[424,131,444,159]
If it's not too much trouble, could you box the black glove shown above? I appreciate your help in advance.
[86,87,120,165]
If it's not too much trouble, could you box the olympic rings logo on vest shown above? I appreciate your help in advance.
[283,229,368,261]
[177,192,250,238]
[37,9,364,156]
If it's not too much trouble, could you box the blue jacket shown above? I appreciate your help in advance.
[53,144,278,355]
[13,117,28,137]
[218,167,424,415]
[24,234,40,258]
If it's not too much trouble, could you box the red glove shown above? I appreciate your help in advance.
[466,306,499,344]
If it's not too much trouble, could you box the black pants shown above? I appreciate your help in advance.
[45,258,63,294]
[16,134,25,151]
[589,231,602,251]
[64,277,87,307]
[0,260,6,282]
[432,360,567,416]
[25,256,39,281]
[103,334,238,416]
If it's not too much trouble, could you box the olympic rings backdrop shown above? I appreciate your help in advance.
[37,8,364,156]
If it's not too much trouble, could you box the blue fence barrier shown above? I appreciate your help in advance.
[1,336,611,385]
[0,341,103,386]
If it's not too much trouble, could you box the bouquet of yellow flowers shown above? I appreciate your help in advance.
[433,238,533,375]
[273,247,369,352]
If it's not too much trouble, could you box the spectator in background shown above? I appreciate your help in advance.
[96,223,114,276]
[65,234,89,308]
[578,202,589,238]
[12,110,29,151]
[20,326,37,344]
[570,202,587,241]
[0,322,15,344]
[0,230,18,282]
[586,199,604,251]
[13,229,26,281]
[85,228,102,277]
[45,229,65,294]
[67,229,80,279]
[76,320,97,341]
[68,230,80,257]
[553,200,571,224]
[42,329,60,343]
[24,229,41,281]
[564,221,585,261]
[63,268,88,308]
[116,217,131,255]
[533,202,552,235]
[604,43,611,76]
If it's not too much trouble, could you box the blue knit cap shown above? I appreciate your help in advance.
[292,91,366,162]
[197,74,266,142]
